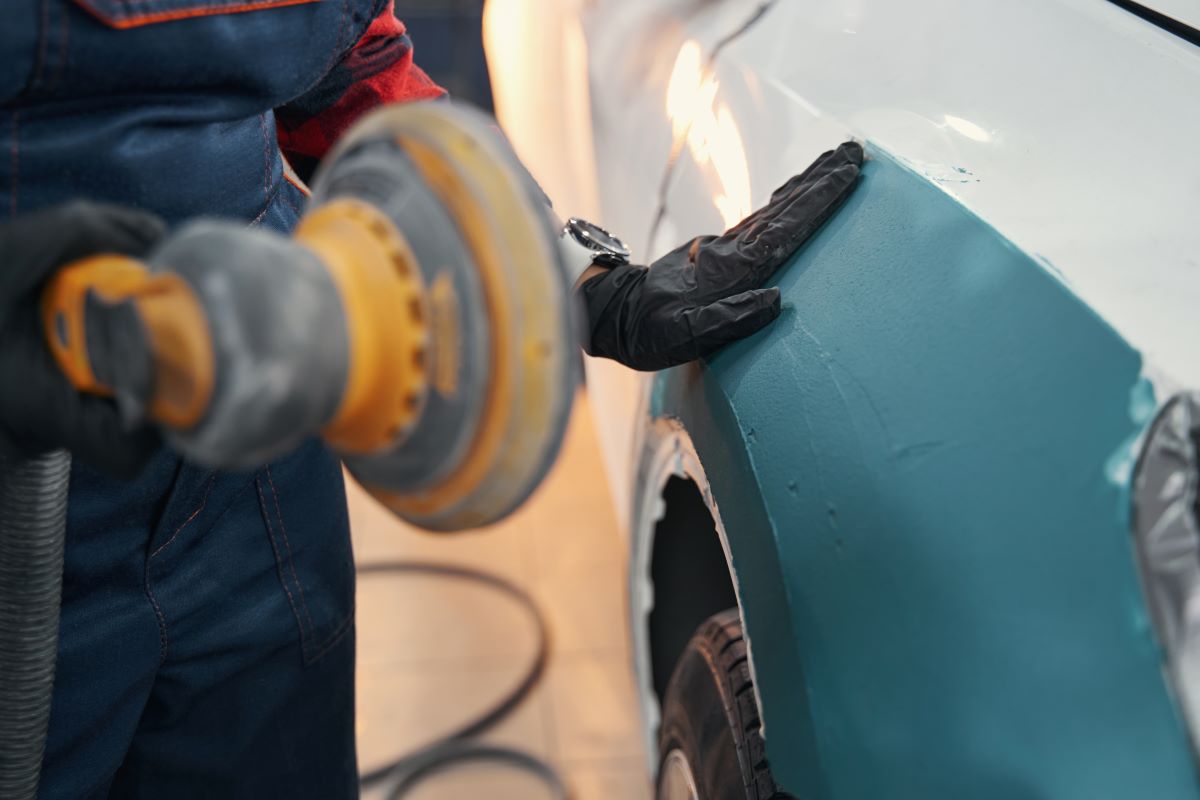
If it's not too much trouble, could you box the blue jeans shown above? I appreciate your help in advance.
[41,440,358,798]
[1,2,377,794]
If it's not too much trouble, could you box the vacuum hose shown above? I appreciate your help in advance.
[0,450,70,800]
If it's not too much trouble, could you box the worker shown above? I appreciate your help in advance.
[0,2,862,798]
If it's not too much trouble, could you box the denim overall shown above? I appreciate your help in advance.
[0,2,387,796]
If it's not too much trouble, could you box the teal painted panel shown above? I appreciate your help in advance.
[653,148,1198,798]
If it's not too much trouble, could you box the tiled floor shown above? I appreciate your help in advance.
[348,392,653,800]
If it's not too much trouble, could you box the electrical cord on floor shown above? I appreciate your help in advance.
[355,561,569,800]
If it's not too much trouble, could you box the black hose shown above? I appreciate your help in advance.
[0,450,71,800]
[383,742,568,800]
[356,561,568,800]
[0,475,565,799]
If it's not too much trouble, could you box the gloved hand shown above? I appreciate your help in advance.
[0,201,166,476]
[580,141,863,371]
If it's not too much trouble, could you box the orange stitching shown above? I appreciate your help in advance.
[73,0,319,30]
[278,162,303,217]
[282,169,310,197]
[149,473,217,559]
[265,465,319,645]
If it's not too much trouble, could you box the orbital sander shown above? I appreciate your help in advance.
[39,102,596,531]
[0,102,634,800]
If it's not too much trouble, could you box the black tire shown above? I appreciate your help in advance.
[656,608,789,800]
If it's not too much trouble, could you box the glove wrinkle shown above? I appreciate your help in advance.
[582,141,862,371]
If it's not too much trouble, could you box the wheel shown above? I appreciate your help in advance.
[656,608,789,800]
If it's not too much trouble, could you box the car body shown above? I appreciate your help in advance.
[483,0,1200,796]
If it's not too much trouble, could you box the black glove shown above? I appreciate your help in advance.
[580,141,863,371]
[0,201,166,477]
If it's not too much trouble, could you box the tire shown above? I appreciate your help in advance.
[656,608,789,800]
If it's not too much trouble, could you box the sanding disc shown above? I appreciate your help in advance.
[309,102,580,531]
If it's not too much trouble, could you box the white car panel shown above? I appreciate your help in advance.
[487,0,1200,529]
[657,0,1200,393]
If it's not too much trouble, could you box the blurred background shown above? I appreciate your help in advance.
[354,5,650,799]
[403,0,494,110]
[353,391,650,800]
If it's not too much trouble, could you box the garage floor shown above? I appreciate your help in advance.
[348,392,653,800]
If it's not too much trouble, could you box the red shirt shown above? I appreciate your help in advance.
[275,1,446,175]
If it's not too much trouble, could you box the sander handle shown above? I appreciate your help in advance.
[38,202,427,466]
[40,255,215,430]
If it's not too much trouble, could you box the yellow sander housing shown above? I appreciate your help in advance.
[41,103,581,531]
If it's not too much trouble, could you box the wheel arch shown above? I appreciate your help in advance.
[628,416,776,780]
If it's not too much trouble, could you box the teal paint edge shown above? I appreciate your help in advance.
[649,145,1196,798]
